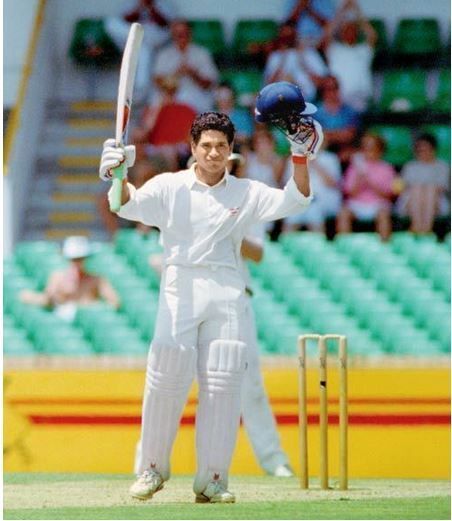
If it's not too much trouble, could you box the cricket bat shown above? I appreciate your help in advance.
[109,22,144,213]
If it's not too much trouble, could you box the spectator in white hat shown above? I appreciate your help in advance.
[20,236,120,322]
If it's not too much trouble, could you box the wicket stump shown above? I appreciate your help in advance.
[298,334,348,490]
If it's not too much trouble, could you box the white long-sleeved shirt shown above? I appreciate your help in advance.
[115,166,312,269]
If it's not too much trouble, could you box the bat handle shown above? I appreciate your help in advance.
[109,163,126,213]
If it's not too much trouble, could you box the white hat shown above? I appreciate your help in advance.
[62,236,92,260]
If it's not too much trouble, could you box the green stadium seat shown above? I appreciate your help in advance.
[69,18,120,67]
[3,330,36,356]
[391,329,443,355]
[272,128,291,156]
[431,70,451,113]
[428,262,451,300]
[420,124,451,162]
[33,324,87,354]
[220,69,263,106]
[232,19,278,56]
[379,70,428,112]
[91,326,148,355]
[369,18,388,52]
[333,233,379,254]
[424,307,451,350]
[393,18,442,55]
[368,126,413,166]
[188,19,226,56]
[114,229,143,255]
[75,305,129,340]
[41,336,94,356]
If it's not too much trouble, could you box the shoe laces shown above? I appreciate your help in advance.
[139,469,161,484]
[205,480,228,497]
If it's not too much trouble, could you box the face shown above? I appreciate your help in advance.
[171,22,191,49]
[361,135,383,161]
[215,87,234,110]
[322,78,340,100]
[340,22,359,45]
[253,131,274,154]
[415,140,435,162]
[191,130,232,177]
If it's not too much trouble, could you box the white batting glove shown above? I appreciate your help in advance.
[287,119,324,161]
[99,138,136,181]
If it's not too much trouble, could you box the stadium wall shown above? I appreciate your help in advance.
[4,364,450,479]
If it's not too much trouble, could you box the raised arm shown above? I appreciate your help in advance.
[99,139,136,210]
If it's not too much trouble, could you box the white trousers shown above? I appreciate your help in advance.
[136,265,248,494]
[241,300,291,473]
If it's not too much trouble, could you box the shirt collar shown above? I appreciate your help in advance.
[186,163,230,189]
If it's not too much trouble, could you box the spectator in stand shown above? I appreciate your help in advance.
[314,75,361,166]
[320,0,377,113]
[98,155,169,237]
[395,133,450,234]
[336,132,396,241]
[263,23,329,103]
[19,236,120,322]
[244,128,287,237]
[105,0,174,102]
[282,135,342,233]
[244,128,286,188]
[284,0,337,49]
[214,83,255,147]
[153,20,219,113]
[132,75,196,169]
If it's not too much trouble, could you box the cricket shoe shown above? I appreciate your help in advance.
[195,480,236,503]
[129,469,164,500]
[272,464,295,478]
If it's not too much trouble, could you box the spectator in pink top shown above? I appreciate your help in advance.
[336,132,396,241]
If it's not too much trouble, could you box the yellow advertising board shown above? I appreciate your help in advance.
[4,364,450,478]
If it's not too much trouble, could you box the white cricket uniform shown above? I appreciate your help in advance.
[239,223,291,474]
[114,165,311,493]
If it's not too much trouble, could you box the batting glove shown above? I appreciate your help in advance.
[287,119,324,161]
[99,139,136,181]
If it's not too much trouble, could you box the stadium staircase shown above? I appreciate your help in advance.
[4,231,451,360]
[22,100,117,242]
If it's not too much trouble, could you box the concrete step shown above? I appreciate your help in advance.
[21,227,110,242]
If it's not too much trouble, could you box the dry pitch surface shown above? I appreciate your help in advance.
[4,473,451,520]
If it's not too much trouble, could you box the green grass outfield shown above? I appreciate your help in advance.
[4,473,451,520]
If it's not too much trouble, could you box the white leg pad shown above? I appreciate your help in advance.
[137,343,196,479]
[193,339,247,494]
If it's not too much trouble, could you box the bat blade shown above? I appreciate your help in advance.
[110,22,144,213]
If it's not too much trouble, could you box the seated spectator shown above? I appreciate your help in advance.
[132,75,196,169]
[244,128,286,188]
[214,83,255,147]
[153,20,219,113]
[320,0,377,112]
[282,135,342,233]
[284,0,337,49]
[105,0,174,102]
[244,128,287,237]
[98,155,169,237]
[263,23,328,102]
[336,132,396,241]
[395,133,450,234]
[314,75,361,166]
[19,236,120,322]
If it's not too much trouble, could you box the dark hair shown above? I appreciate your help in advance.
[415,133,437,150]
[190,112,235,145]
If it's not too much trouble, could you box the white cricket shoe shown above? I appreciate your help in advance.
[272,464,295,478]
[129,469,164,500]
[195,481,236,503]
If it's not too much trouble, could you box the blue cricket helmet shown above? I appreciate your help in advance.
[254,81,317,123]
